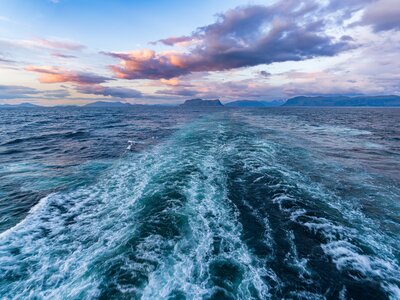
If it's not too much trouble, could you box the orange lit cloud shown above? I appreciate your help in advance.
[104,50,192,80]
[25,66,111,85]
[160,78,181,86]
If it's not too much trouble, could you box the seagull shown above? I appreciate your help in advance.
[127,140,145,151]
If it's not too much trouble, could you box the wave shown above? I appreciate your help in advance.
[0,130,89,147]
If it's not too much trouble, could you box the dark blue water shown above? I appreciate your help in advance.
[0,107,399,299]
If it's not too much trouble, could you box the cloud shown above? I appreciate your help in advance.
[0,56,15,64]
[152,63,392,101]
[153,36,198,47]
[26,66,111,84]
[76,85,142,98]
[104,49,190,79]
[159,78,194,87]
[327,0,375,20]
[340,35,355,42]
[0,51,15,64]
[105,1,354,80]
[51,52,77,59]
[0,84,72,100]
[0,85,40,99]
[0,37,85,52]
[260,71,271,77]
[156,88,198,97]
[359,0,400,31]
[42,89,70,98]
[35,38,84,51]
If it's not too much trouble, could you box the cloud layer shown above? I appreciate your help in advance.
[0,85,70,100]
[106,1,354,80]
[0,85,39,99]
[26,66,111,85]
[76,85,142,98]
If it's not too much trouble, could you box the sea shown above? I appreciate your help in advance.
[0,106,399,300]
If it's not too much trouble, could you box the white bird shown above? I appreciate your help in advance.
[127,140,145,151]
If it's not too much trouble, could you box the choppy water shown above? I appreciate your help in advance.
[0,107,399,299]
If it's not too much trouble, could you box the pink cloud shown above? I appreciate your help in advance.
[105,49,194,79]
[0,38,85,52]
[153,36,198,47]
[36,38,85,51]
[25,66,111,84]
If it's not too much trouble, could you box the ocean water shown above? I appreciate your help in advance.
[0,107,399,299]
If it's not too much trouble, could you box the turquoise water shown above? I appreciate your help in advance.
[0,107,399,299]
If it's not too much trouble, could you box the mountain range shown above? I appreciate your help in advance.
[225,100,284,107]
[2,96,400,108]
[0,102,42,108]
[283,95,400,107]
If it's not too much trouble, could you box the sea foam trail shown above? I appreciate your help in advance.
[140,123,271,299]
[0,116,270,299]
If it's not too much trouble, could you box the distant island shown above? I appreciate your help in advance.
[180,98,223,107]
[225,100,284,107]
[283,95,400,107]
[2,96,400,109]
[79,96,400,108]
[0,102,42,108]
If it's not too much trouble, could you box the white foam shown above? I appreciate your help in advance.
[322,240,400,284]
[285,231,311,278]
[385,283,400,300]
[0,193,52,239]
[0,147,162,298]
[339,285,347,300]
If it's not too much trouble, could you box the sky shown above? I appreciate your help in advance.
[0,0,399,105]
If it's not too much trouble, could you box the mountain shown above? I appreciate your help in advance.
[180,98,223,107]
[225,100,284,107]
[0,102,42,108]
[283,95,400,107]
[84,101,133,108]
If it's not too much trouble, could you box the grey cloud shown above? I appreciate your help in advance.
[260,71,271,77]
[42,89,71,98]
[0,85,40,99]
[0,56,15,64]
[0,85,72,100]
[76,85,143,98]
[52,52,77,59]
[359,0,400,31]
